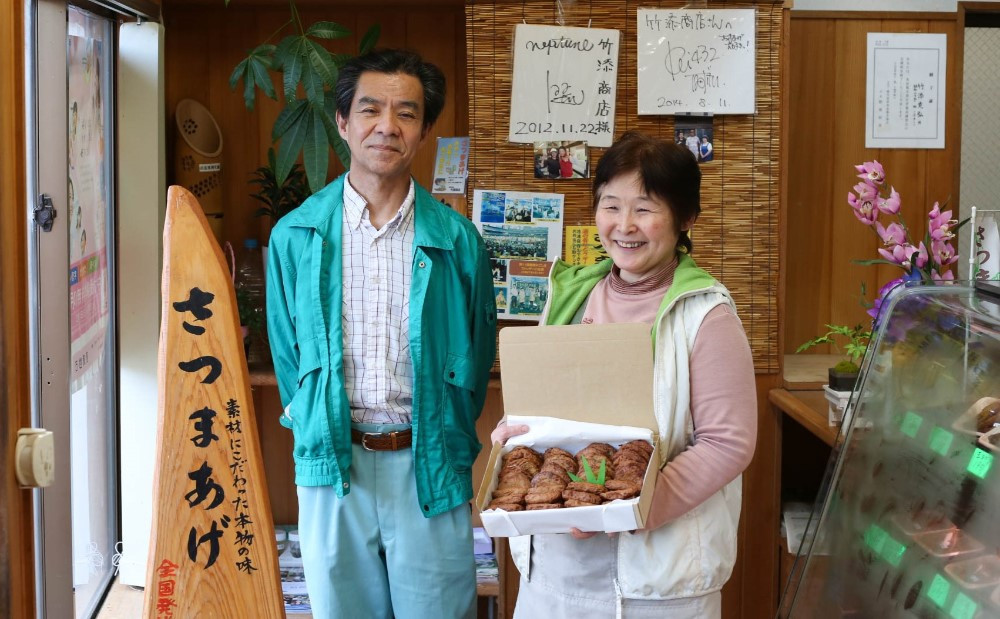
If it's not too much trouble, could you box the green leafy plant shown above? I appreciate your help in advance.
[567,456,607,485]
[227,2,380,192]
[235,285,264,335]
[249,147,311,223]
[796,324,872,374]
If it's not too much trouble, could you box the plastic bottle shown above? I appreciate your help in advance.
[235,238,267,367]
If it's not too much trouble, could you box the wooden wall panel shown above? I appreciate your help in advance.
[0,0,34,616]
[786,13,960,354]
[163,2,466,251]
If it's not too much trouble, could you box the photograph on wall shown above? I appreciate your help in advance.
[507,261,551,318]
[533,141,590,179]
[675,118,714,163]
[473,189,564,321]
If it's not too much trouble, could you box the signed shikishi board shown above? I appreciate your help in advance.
[143,186,282,617]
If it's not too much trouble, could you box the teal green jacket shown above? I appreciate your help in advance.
[265,174,497,517]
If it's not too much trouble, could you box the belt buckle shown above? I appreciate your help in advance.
[361,432,382,452]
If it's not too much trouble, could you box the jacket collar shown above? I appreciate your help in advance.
[282,173,454,250]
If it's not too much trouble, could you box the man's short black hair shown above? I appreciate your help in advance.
[336,49,446,130]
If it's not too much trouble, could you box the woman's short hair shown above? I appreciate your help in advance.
[336,49,446,130]
[593,131,701,254]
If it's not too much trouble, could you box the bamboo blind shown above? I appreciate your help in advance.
[467,0,783,373]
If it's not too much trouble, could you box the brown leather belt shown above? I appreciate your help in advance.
[351,428,412,452]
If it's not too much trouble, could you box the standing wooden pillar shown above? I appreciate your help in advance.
[143,186,282,618]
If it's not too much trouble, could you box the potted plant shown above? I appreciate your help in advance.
[796,324,871,391]
[799,160,968,393]
[249,147,311,224]
[227,2,380,193]
[235,285,264,362]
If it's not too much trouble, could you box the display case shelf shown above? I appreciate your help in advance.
[780,282,1000,619]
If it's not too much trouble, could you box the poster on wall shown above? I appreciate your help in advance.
[637,8,756,115]
[865,33,946,149]
[431,137,469,194]
[509,24,620,148]
[473,189,564,321]
[564,225,609,266]
[68,29,111,390]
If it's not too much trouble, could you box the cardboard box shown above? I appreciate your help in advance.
[475,323,659,536]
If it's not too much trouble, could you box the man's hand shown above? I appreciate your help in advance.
[491,421,530,446]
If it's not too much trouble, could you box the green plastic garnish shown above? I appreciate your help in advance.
[570,456,606,485]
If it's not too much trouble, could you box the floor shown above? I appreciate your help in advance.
[95,578,144,618]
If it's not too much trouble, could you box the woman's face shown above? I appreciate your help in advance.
[558,147,567,158]
[595,171,687,283]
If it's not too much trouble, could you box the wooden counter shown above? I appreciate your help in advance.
[769,389,839,447]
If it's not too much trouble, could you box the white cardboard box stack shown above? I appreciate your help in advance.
[475,323,659,536]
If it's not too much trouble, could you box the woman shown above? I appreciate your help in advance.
[558,146,574,178]
[700,136,714,162]
[492,131,756,618]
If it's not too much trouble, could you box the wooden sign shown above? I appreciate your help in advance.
[143,186,283,618]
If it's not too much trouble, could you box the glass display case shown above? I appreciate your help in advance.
[780,282,1000,618]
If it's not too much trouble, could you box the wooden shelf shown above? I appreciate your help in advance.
[770,388,839,447]
[477,581,500,597]
[782,354,842,391]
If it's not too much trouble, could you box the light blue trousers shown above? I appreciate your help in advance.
[297,423,476,619]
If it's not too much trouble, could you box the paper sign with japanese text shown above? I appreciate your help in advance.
[637,9,756,115]
[509,24,620,147]
[432,137,470,194]
[865,32,946,149]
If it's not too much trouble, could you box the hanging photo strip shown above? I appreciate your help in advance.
[509,24,620,148]
[637,9,756,115]
[473,189,564,321]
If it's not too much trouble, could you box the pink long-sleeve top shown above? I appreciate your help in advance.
[581,258,757,530]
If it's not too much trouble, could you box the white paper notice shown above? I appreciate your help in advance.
[509,24,620,147]
[866,33,947,149]
[637,9,756,115]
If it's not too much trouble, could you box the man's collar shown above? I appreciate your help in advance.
[342,175,415,232]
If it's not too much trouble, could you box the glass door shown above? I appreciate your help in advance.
[29,1,118,616]
[66,6,117,617]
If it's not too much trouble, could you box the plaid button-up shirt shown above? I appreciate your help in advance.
[341,178,415,424]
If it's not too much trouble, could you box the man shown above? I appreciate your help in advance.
[545,147,560,177]
[685,129,701,160]
[266,49,496,619]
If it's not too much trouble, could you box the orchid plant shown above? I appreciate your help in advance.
[799,160,965,378]
[849,160,966,323]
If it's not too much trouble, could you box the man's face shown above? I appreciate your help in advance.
[337,71,429,183]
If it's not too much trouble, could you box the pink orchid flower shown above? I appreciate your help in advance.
[931,269,955,282]
[876,222,906,246]
[877,187,901,215]
[853,182,877,201]
[878,244,908,265]
[929,205,956,241]
[880,243,927,270]
[848,192,878,225]
[932,238,958,267]
[855,160,885,186]
[911,241,929,269]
